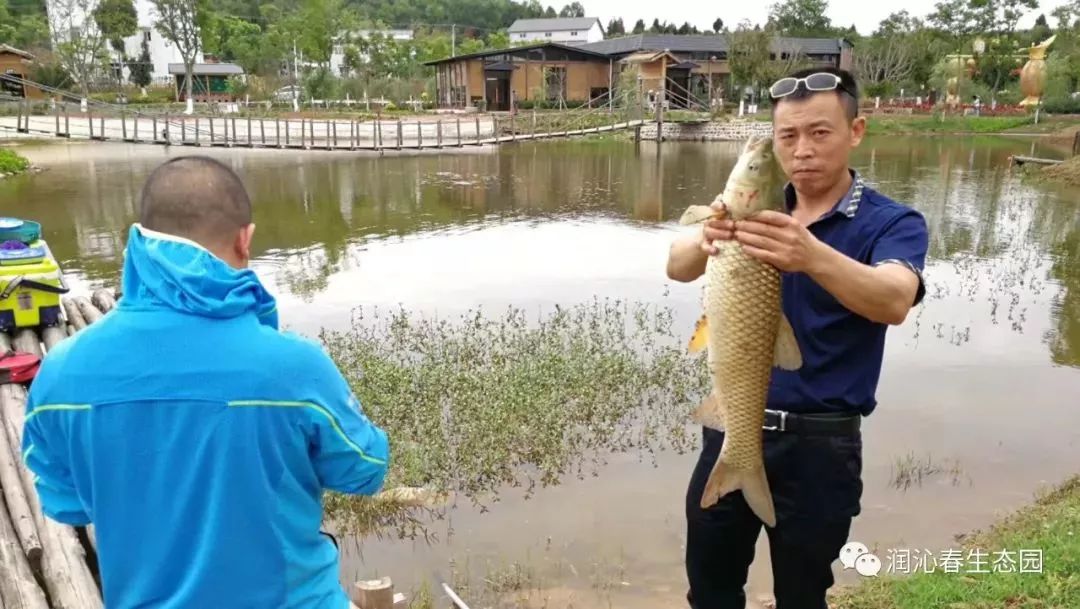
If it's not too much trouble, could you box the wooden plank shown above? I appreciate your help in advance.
[90,290,115,315]
[0,489,50,609]
[41,327,66,353]
[74,298,103,326]
[0,385,102,609]
[0,401,44,577]
[62,301,86,332]
[353,577,393,609]
[1011,155,1061,166]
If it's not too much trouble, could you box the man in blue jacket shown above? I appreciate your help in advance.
[22,155,390,608]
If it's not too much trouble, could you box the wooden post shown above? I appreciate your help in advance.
[417,120,422,148]
[122,109,128,140]
[475,115,481,145]
[333,121,338,149]
[64,105,70,137]
[1072,130,1080,156]
[164,114,170,142]
[209,117,215,144]
[0,395,44,574]
[16,100,24,132]
[457,117,462,146]
[353,577,394,609]
[134,115,139,141]
[248,116,252,146]
[656,88,664,142]
[223,116,228,145]
[232,116,238,146]
[376,114,383,150]
[350,120,356,150]
[261,118,266,146]
[285,119,290,147]
[437,120,443,148]
[91,289,116,313]
[0,483,49,609]
[396,118,402,149]
[88,107,94,139]
[511,109,515,141]
[100,115,105,140]
[55,103,61,135]
[196,117,201,144]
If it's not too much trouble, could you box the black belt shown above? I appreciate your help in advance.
[763,409,861,435]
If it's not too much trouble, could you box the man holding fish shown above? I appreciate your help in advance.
[666,67,929,609]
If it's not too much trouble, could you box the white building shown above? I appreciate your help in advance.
[507,18,605,46]
[45,0,201,86]
[329,29,414,77]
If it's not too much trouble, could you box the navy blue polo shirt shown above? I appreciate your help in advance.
[766,170,929,417]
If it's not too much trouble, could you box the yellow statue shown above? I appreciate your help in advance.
[1019,34,1055,106]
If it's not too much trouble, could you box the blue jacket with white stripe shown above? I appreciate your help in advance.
[22,224,390,609]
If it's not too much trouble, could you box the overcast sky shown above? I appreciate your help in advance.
[578,0,1071,36]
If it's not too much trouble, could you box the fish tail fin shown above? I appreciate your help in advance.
[701,461,777,528]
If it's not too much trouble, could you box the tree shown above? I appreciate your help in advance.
[767,0,833,37]
[558,2,584,18]
[0,0,50,51]
[47,0,111,96]
[632,19,646,34]
[93,0,138,86]
[607,17,625,36]
[149,0,204,112]
[852,34,917,95]
[713,18,724,33]
[130,38,153,88]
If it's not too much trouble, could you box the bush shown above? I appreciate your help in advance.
[0,148,30,175]
[1041,95,1080,114]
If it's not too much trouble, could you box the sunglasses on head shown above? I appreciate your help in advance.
[769,72,856,100]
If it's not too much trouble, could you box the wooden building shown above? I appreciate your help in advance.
[428,43,615,111]
[168,62,245,103]
[0,44,44,100]
[424,34,854,111]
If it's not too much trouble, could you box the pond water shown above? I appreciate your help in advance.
[2,134,1079,608]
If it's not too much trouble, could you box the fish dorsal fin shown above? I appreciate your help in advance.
[688,314,709,353]
[774,312,803,370]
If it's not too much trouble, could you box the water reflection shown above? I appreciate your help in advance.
[1,135,1078,369]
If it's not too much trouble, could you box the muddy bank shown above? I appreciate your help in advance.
[1036,155,1080,186]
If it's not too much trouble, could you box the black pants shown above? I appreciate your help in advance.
[685,425,863,609]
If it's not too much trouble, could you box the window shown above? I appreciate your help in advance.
[545,32,552,37]
[571,31,578,36]
[144,29,152,42]
[519,33,526,38]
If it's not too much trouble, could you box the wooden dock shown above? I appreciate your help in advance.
[1,108,647,152]
[0,288,457,609]
[1010,155,1063,167]
[0,290,114,609]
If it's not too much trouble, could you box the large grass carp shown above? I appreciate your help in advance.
[678,134,803,527]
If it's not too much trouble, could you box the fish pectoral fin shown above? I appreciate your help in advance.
[773,312,803,370]
[688,314,709,353]
[678,205,719,226]
[690,391,726,431]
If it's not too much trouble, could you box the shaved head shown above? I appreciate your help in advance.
[139,156,252,249]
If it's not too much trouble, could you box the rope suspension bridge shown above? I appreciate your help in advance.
[0,75,666,153]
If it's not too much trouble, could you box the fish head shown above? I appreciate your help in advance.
[720,134,786,221]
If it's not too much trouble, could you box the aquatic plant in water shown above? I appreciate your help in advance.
[319,297,710,539]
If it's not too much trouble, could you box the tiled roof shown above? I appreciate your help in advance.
[508,18,602,33]
[579,34,850,57]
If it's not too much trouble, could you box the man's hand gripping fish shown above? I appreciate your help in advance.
[678,134,804,527]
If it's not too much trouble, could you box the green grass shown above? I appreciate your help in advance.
[864,115,1035,135]
[0,148,30,175]
[318,298,709,540]
[832,474,1079,609]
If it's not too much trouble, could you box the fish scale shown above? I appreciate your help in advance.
[704,238,782,476]
[678,133,803,528]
